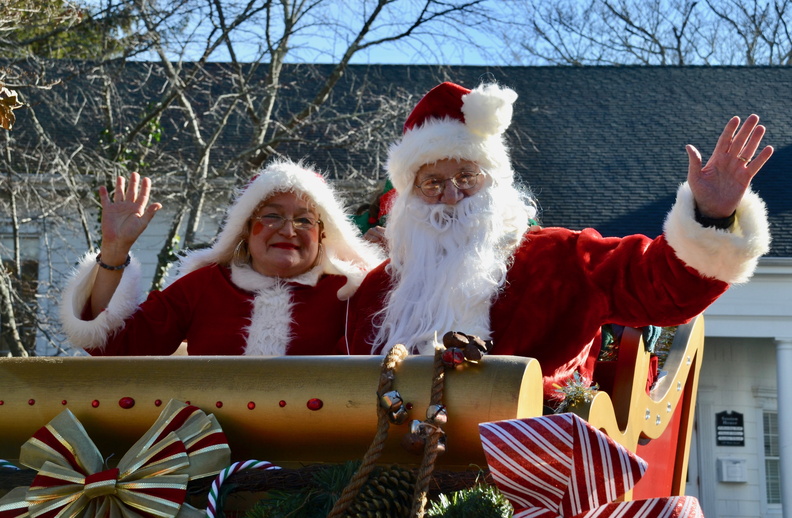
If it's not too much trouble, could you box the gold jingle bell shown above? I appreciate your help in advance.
[379,390,403,411]
[426,404,447,425]
[389,407,409,425]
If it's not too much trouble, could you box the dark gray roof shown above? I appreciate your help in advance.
[12,63,792,257]
[367,66,791,258]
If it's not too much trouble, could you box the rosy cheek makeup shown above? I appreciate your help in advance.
[251,221,265,235]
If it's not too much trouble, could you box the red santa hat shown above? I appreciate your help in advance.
[387,81,519,194]
[176,159,383,299]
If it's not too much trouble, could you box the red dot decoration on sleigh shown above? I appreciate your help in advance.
[279,400,287,408]
[28,399,35,406]
[61,400,67,405]
[155,399,162,407]
[247,402,256,410]
[119,397,135,409]
[306,398,323,411]
[91,400,100,408]
[215,401,223,408]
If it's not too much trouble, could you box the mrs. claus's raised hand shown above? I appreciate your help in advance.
[98,172,161,258]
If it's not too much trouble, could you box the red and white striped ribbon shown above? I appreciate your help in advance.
[479,414,703,518]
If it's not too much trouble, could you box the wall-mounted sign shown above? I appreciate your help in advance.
[716,411,745,447]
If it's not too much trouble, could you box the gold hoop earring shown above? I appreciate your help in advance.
[233,239,250,266]
[312,243,324,269]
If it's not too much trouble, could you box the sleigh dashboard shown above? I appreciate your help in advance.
[0,316,704,500]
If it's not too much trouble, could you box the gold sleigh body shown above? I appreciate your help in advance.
[0,316,703,498]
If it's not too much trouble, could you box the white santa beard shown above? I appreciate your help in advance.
[373,188,522,354]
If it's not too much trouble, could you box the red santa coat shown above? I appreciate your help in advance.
[345,227,730,396]
[87,264,347,356]
[63,257,349,356]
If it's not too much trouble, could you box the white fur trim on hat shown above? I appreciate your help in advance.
[664,182,771,284]
[59,252,145,352]
[175,159,383,300]
[462,83,518,138]
[388,83,518,194]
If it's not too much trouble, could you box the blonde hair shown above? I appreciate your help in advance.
[219,189,322,268]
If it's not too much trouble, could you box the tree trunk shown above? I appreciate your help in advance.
[0,266,27,357]
[151,205,187,292]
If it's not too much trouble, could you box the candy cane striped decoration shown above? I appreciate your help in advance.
[205,460,280,517]
[479,414,704,518]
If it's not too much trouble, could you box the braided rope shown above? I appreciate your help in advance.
[205,460,280,518]
[0,459,20,470]
[410,346,447,518]
[327,343,409,518]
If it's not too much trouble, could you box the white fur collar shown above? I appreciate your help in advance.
[229,262,323,292]
[229,263,323,355]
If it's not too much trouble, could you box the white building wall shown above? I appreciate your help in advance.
[695,337,779,518]
[692,260,792,518]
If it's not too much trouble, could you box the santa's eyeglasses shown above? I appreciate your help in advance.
[414,171,483,197]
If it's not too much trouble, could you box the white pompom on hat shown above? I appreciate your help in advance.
[175,159,383,299]
[387,81,519,194]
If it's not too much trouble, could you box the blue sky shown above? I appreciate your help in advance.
[101,0,515,66]
[153,0,513,65]
[347,39,502,66]
[287,5,511,67]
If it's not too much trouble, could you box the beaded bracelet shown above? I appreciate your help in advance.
[96,253,131,271]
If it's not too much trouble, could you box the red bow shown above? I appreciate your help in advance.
[479,413,703,518]
[0,400,230,518]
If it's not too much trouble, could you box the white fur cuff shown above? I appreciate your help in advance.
[664,183,771,284]
[59,252,145,351]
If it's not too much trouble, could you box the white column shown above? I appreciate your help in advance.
[777,338,792,518]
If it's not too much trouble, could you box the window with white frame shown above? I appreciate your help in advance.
[764,411,781,504]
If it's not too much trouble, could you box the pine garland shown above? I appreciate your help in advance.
[426,484,513,517]
[244,461,360,518]
[239,464,511,518]
[553,372,599,414]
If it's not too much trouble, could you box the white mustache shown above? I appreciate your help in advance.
[417,196,495,233]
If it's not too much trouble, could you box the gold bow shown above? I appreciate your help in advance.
[0,400,231,518]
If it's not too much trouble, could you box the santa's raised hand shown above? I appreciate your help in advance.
[99,172,161,259]
[686,114,773,220]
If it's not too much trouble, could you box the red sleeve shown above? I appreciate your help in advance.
[572,228,728,326]
[343,261,392,355]
[90,266,222,356]
[490,228,728,398]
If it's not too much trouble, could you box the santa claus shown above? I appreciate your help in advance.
[343,81,772,399]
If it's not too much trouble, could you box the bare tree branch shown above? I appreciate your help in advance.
[504,0,792,65]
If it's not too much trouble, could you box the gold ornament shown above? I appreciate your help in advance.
[0,87,24,131]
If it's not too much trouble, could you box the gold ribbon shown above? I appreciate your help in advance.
[0,400,230,518]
